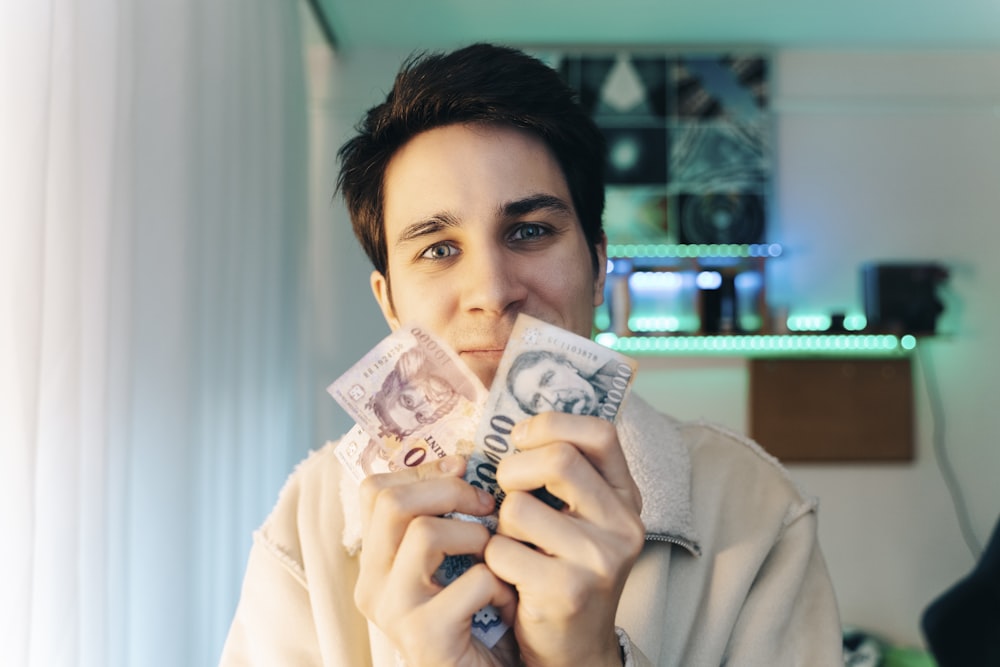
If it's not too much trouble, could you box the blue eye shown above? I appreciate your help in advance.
[510,223,548,241]
[421,243,458,259]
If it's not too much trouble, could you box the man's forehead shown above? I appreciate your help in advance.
[381,125,573,233]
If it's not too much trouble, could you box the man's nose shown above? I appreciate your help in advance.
[460,244,528,315]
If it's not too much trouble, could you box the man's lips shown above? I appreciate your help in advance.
[458,348,505,359]
[456,340,507,354]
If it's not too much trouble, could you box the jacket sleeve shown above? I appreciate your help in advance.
[724,505,843,666]
[219,445,370,666]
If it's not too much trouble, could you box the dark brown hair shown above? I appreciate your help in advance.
[336,43,607,278]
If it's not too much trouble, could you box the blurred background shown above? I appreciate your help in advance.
[2,1,999,664]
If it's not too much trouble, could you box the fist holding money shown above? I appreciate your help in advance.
[327,314,638,655]
[466,314,637,509]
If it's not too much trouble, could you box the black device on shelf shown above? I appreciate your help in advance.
[862,262,949,335]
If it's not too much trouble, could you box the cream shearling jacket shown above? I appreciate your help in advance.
[221,396,843,666]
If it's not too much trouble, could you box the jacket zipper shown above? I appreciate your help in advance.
[646,532,701,557]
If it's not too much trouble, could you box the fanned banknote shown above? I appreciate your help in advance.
[326,324,507,647]
[327,317,637,650]
[464,313,638,507]
[327,323,485,475]
[334,423,397,483]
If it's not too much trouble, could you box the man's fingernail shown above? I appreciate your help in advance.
[439,456,465,474]
[477,488,495,508]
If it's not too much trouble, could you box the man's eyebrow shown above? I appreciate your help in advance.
[500,194,573,219]
[395,212,461,245]
[395,194,572,247]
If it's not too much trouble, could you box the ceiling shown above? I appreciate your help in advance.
[310,0,1000,52]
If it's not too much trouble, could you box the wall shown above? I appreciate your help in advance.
[773,50,1000,644]
[307,44,1000,647]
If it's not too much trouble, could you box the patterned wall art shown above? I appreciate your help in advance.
[540,50,772,248]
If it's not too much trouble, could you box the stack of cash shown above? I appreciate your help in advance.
[327,314,637,647]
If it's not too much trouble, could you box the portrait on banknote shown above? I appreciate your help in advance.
[329,324,485,479]
[465,314,638,506]
[505,349,630,417]
[367,345,472,440]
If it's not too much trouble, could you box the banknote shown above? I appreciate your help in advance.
[328,317,637,649]
[327,323,485,475]
[335,422,481,484]
[334,423,395,483]
[326,324,507,647]
[465,313,638,507]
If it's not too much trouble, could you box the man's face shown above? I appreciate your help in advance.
[510,356,598,416]
[384,375,454,436]
[371,123,607,388]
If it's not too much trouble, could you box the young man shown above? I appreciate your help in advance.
[221,43,842,666]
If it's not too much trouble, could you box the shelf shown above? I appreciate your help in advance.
[595,333,917,357]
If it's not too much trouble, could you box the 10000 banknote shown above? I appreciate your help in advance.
[464,313,638,508]
[326,324,508,647]
[327,323,485,475]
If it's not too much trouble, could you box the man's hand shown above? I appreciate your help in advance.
[355,455,519,667]
[486,412,644,667]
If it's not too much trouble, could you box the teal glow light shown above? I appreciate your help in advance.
[595,332,619,348]
[844,313,868,331]
[607,243,783,259]
[630,271,684,289]
[599,334,907,357]
[901,335,917,350]
[787,314,832,332]
[739,314,763,332]
[594,307,611,332]
[629,316,682,332]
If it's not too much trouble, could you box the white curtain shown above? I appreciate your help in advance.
[0,2,312,665]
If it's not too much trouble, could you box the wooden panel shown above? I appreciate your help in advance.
[749,358,913,462]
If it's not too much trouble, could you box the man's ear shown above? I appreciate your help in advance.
[592,233,608,307]
[370,270,401,331]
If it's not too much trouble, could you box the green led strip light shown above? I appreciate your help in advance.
[596,334,916,356]
[607,243,782,259]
